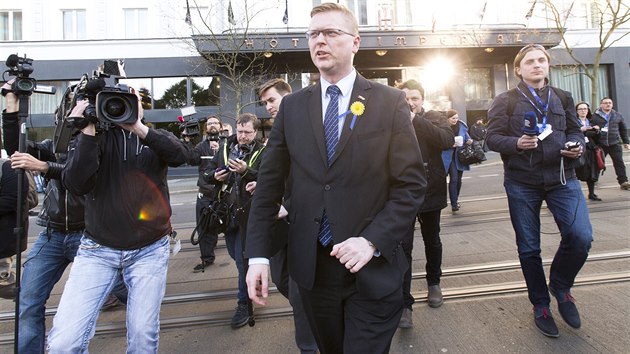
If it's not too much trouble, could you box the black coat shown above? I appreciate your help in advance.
[0,161,28,258]
[412,110,455,213]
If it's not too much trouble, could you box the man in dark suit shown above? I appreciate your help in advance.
[245,3,426,353]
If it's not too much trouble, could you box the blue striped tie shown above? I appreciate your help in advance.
[318,85,340,247]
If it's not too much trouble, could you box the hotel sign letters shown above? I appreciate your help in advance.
[194,29,558,53]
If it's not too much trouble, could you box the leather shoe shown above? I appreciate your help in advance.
[451,203,460,212]
[549,285,581,329]
[193,260,213,273]
[533,306,559,338]
[588,194,602,201]
[398,307,413,328]
[427,285,443,308]
[231,302,250,329]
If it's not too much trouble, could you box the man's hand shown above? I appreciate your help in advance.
[69,99,96,136]
[246,264,270,306]
[560,144,583,159]
[1,80,18,113]
[10,152,48,173]
[517,135,538,150]
[228,158,247,174]
[330,237,375,273]
[245,181,256,195]
[214,169,229,181]
[624,143,630,150]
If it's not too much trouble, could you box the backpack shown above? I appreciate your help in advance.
[0,158,39,210]
[506,86,569,117]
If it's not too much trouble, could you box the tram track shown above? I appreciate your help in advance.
[0,249,627,343]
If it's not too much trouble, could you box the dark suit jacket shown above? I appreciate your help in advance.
[246,74,426,299]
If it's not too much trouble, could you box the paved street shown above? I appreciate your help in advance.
[1,151,629,353]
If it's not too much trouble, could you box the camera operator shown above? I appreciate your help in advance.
[46,89,191,352]
[1,81,127,353]
[188,115,223,272]
[204,113,264,328]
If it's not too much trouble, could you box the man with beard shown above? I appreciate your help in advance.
[188,116,224,272]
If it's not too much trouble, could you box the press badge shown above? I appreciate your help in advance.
[170,231,181,256]
[538,124,552,140]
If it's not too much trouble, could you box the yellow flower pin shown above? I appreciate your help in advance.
[350,101,365,116]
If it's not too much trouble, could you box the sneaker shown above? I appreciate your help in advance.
[533,306,559,338]
[231,302,250,329]
[193,260,213,273]
[0,272,16,300]
[101,294,123,311]
[620,182,630,190]
[549,285,581,329]
[427,285,444,308]
[398,308,413,328]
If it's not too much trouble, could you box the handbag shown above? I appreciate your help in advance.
[457,141,486,165]
[594,146,606,171]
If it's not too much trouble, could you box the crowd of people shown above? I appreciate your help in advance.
[0,2,628,353]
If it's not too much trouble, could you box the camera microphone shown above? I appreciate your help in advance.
[522,111,538,136]
[5,54,19,67]
[85,78,106,94]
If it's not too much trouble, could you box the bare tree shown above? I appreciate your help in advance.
[544,0,630,105]
[184,0,281,121]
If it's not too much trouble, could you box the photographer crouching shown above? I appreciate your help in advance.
[205,113,264,328]
[47,87,191,352]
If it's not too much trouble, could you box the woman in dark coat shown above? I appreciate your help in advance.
[574,102,604,201]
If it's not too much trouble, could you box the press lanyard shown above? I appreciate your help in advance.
[516,86,550,132]
[601,112,610,128]
[578,118,590,127]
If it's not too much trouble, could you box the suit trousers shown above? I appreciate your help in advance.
[299,242,403,354]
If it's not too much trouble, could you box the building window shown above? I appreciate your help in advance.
[550,64,610,104]
[124,8,148,39]
[63,9,86,39]
[0,10,22,40]
[464,68,493,101]
[346,0,368,25]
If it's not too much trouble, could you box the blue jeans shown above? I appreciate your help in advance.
[224,227,247,304]
[19,230,82,353]
[47,235,169,354]
[505,179,592,308]
[447,160,463,207]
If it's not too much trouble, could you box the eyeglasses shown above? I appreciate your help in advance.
[518,44,545,53]
[207,121,221,125]
[305,28,355,40]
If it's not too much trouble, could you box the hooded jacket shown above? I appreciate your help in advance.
[63,127,190,249]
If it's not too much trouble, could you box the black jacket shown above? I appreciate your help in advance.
[63,127,190,249]
[2,111,85,232]
[0,161,28,258]
[204,135,265,226]
[188,136,224,196]
[413,110,455,213]
[591,108,628,147]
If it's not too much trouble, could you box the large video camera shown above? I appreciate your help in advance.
[178,106,208,138]
[54,60,138,153]
[2,54,56,97]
